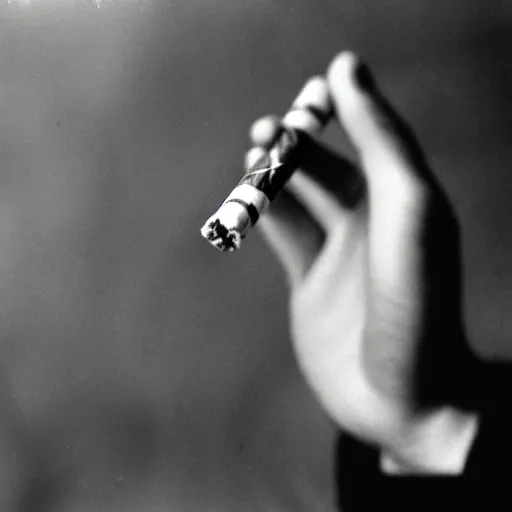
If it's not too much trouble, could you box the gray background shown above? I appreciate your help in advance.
[0,1,511,510]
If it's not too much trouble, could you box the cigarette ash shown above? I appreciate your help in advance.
[203,219,241,252]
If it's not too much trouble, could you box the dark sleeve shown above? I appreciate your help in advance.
[334,363,512,511]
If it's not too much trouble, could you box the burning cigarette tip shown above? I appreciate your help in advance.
[201,218,242,252]
[201,97,331,253]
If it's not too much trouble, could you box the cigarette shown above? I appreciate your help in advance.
[201,84,332,252]
[201,125,306,251]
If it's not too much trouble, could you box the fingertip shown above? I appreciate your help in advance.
[327,51,377,98]
[291,75,331,111]
[244,146,267,172]
[249,115,282,148]
[327,51,360,88]
[283,75,333,134]
[327,51,430,191]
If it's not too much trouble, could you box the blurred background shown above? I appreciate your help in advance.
[0,0,511,510]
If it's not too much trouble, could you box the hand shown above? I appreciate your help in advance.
[248,52,480,473]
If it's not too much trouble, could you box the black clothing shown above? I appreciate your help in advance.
[335,363,512,511]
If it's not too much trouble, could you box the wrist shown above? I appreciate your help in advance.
[380,407,479,475]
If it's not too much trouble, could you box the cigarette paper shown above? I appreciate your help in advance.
[201,126,304,251]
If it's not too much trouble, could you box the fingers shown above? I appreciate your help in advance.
[326,51,440,280]
[258,192,325,286]
[249,115,282,149]
[246,77,333,284]
[249,79,361,232]
[326,53,461,388]
[249,76,332,147]
[281,76,363,230]
[282,75,333,133]
[244,146,267,171]
[326,51,434,205]
[245,142,324,286]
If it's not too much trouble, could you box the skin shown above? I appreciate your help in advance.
[251,52,480,473]
[1,2,509,510]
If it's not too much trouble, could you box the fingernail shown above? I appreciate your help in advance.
[354,61,376,92]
